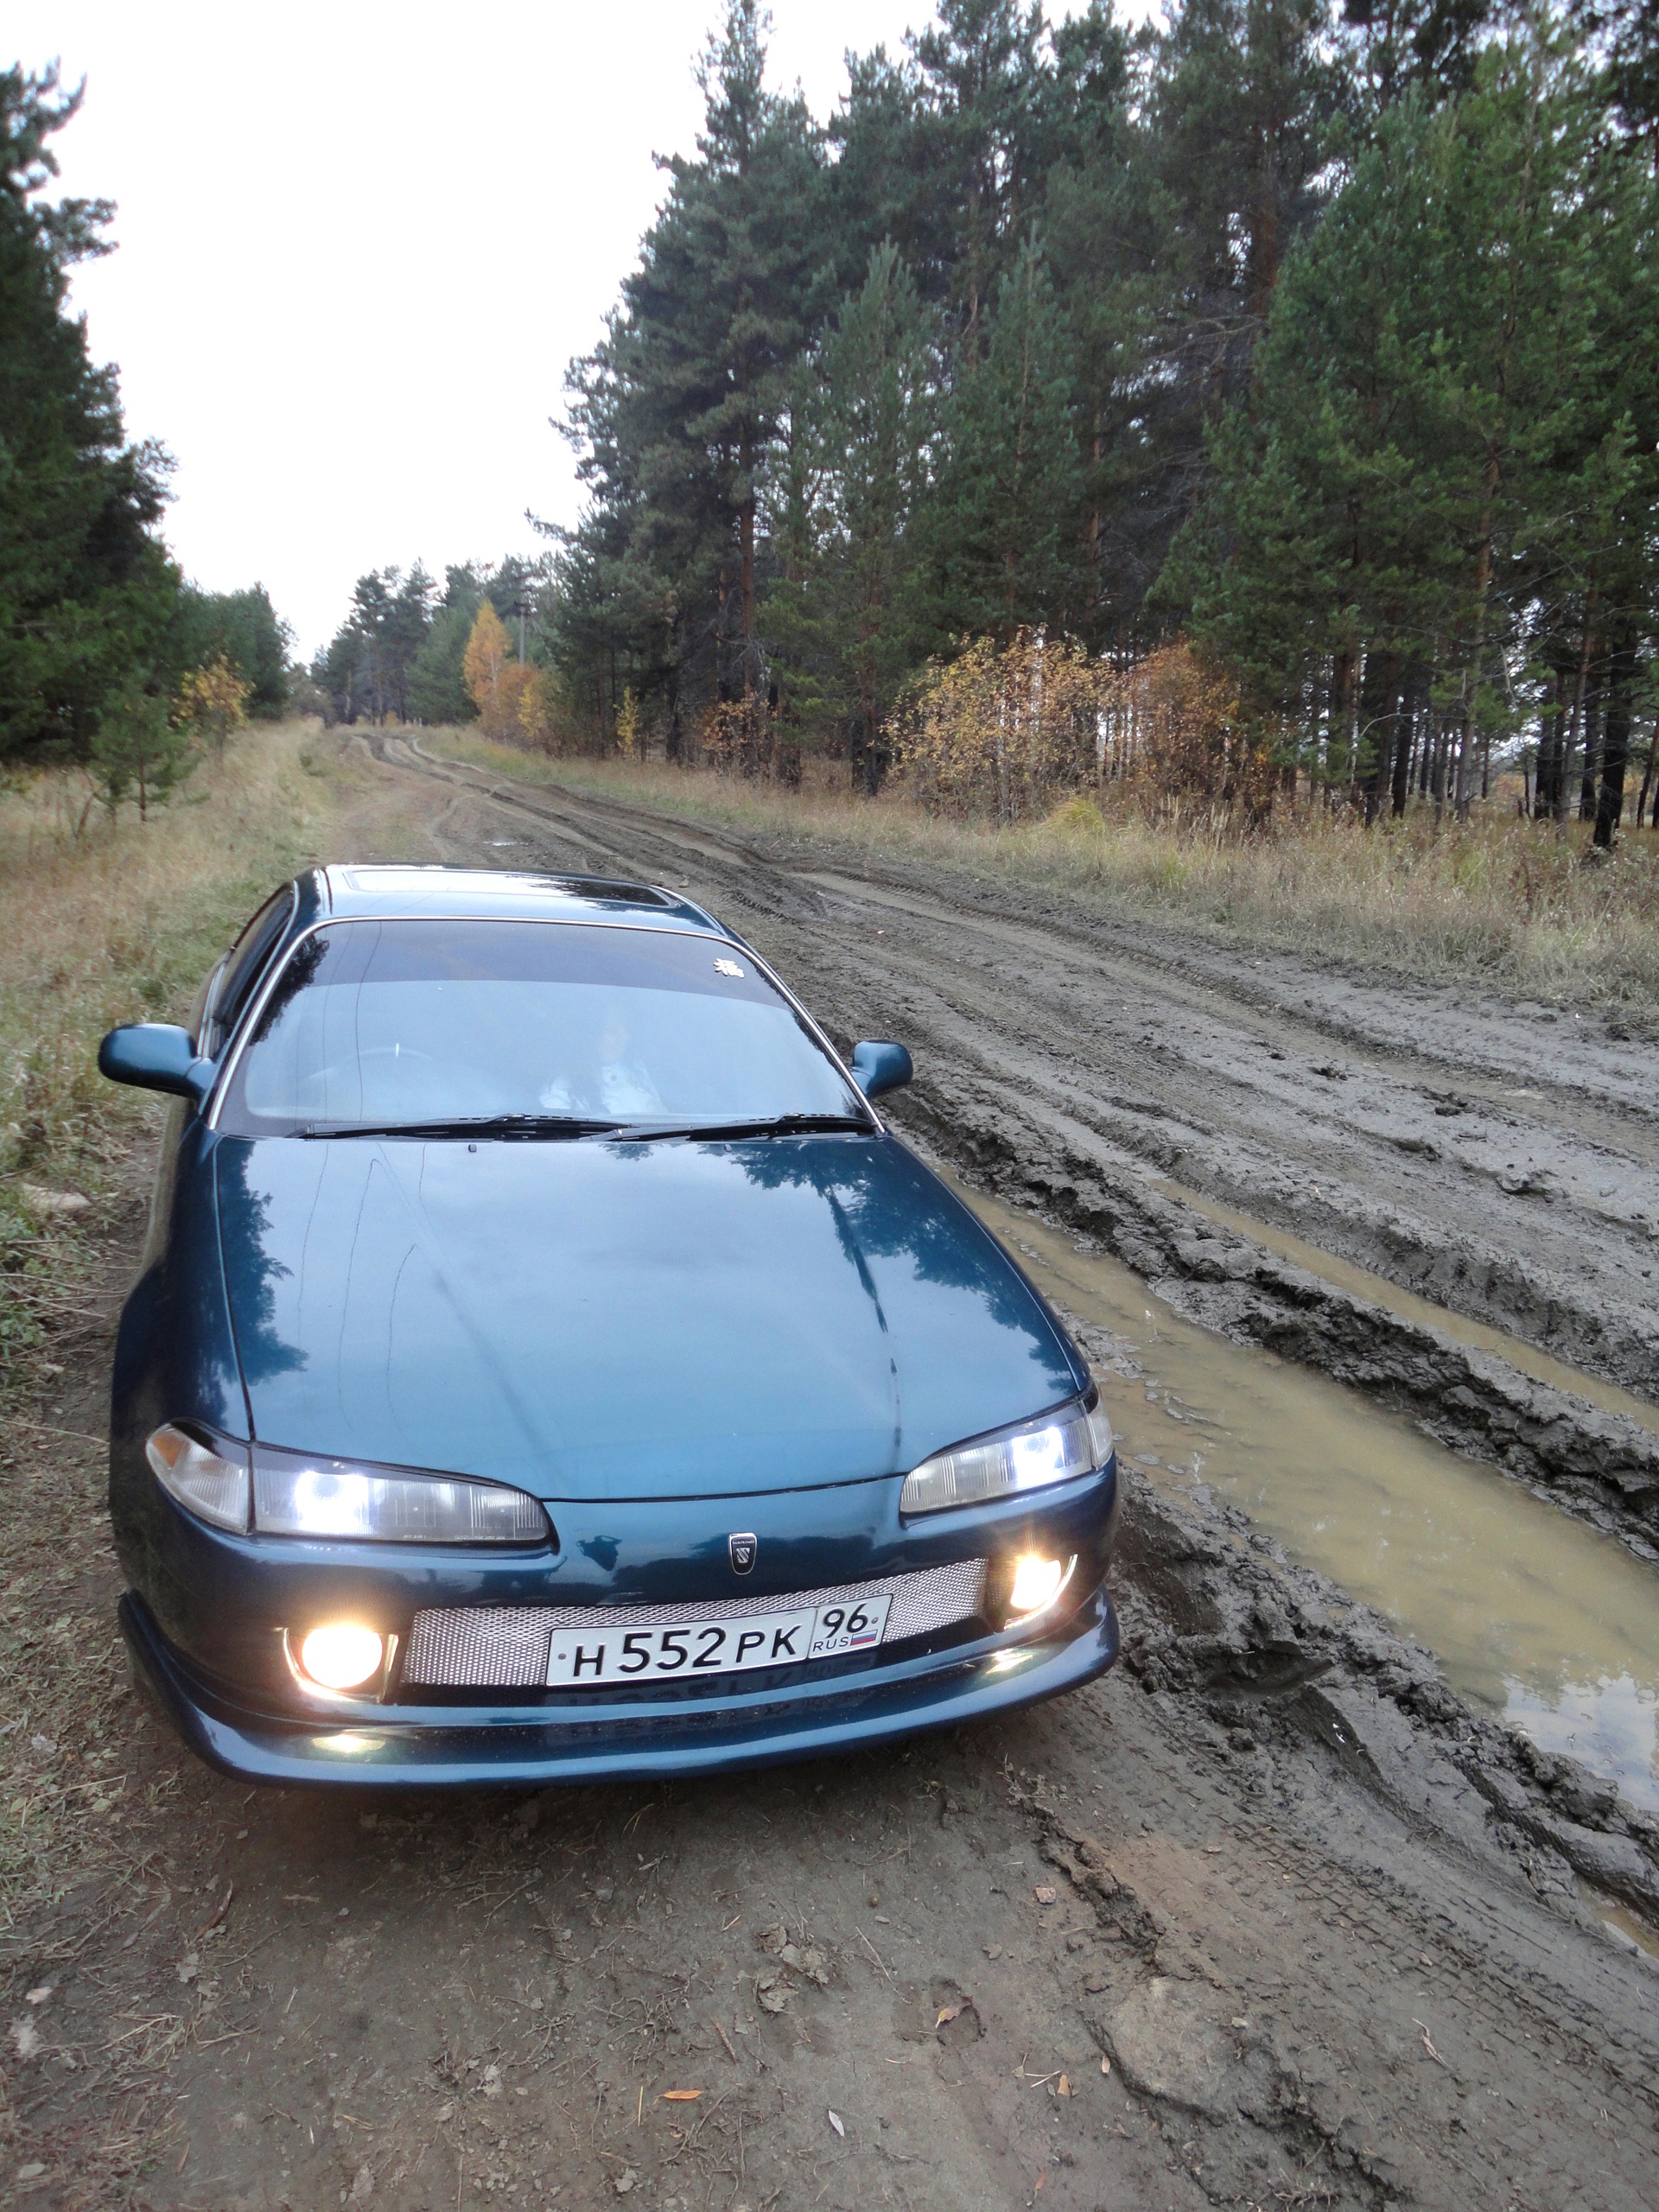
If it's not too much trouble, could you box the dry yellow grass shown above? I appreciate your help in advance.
[0,721,348,1383]
[0,721,356,1947]
[430,730,1659,1014]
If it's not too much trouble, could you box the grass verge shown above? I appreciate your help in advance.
[429,728,1659,1014]
[0,721,350,1948]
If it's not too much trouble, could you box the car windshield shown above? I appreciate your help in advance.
[215,918,865,1137]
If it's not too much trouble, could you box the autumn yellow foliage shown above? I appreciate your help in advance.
[514,666,557,748]
[616,687,645,760]
[892,631,1106,822]
[462,604,561,748]
[463,605,513,739]
[177,654,251,753]
[893,632,1269,823]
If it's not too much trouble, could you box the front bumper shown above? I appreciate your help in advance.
[120,1582,1119,1788]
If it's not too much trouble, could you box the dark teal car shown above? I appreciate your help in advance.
[100,865,1120,1787]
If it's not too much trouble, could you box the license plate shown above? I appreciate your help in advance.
[545,1593,892,1688]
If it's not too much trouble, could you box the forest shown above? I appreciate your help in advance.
[472,0,1656,841]
[0,65,291,803]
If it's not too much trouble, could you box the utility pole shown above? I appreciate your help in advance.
[512,592,533,662]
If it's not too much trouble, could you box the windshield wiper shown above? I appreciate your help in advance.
[615,1112,874,1145]
[296,1114,624,1141]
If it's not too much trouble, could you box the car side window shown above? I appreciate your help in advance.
[207,887,295,1052]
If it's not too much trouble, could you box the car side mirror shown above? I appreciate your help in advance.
[850,1039,912,1100]
[99,1023,215,1103]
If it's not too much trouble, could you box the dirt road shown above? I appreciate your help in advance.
[385,741,1659,1558]
[5,735,1657,2212]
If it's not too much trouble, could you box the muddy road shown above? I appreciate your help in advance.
[387,741,1659,1560]
[5,736,1658,2212]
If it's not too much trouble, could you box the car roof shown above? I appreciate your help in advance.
[300,863,729,938]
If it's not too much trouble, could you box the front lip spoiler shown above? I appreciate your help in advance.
[119,1586,1119,1789]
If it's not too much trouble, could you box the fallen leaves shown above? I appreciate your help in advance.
[661,2089,702,2102]
[757,1926,829,1985]
[828,2109,845,2137]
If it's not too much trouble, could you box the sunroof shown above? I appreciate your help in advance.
[340,867,671,907]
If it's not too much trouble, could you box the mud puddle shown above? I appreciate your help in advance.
[1154,1170,1659,1437]
[948,1172,1659,1814]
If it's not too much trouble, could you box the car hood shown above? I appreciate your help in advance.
[214,1132,1082,1502]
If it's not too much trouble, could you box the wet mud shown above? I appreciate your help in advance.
[947,1173,1659,1821]
[6,736,1658,2212]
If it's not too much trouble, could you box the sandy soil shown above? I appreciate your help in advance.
[3,736,1656,2212]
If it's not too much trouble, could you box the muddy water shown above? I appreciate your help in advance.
[1152,1172,1659,1438]
[949,1174,1659,1814]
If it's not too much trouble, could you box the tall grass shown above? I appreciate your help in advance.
[429,730,1659,1013]
[0,722,354,1959]
[0,722,346,1386]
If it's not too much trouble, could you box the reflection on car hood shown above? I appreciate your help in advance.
[214,1131,1083,1502]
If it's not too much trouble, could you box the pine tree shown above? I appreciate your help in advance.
[0,66,182,762]
[169,585,291,715]
[561,1,829,728]
[766,243,935,791]
[1176,25,1644,819]
[407,569,483,725]
[926,233,1080,641]
[88,682,195,820]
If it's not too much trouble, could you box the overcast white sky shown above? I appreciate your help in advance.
[14,3,1145,658]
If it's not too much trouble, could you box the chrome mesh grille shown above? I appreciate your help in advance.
[403,1558,988,1689]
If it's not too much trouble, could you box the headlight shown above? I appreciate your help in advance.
[899,1393,1112,1516]
[253,1452,549,1543]
[146,1426,251,1531]
[146,1427,548,1544]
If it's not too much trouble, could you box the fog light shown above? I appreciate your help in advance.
[1007,1554,1071,1619]
[298,1623,385,1691]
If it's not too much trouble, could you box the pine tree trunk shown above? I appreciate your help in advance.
[1579,684,1604,821]
[1593,628,1638,850]
[1635,715,1658,830]
[1390,669,1416,818]
[1557,603,1594,832]
[1358,649,1395,825]
[665,657,683,766]
[715,565,734,705]
[1535,666,1564,817]
[1327,650,1351,791]
[740,492,756,698]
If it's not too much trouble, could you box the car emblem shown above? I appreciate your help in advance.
[714,957,745,977]
[728,1532,758,1575]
